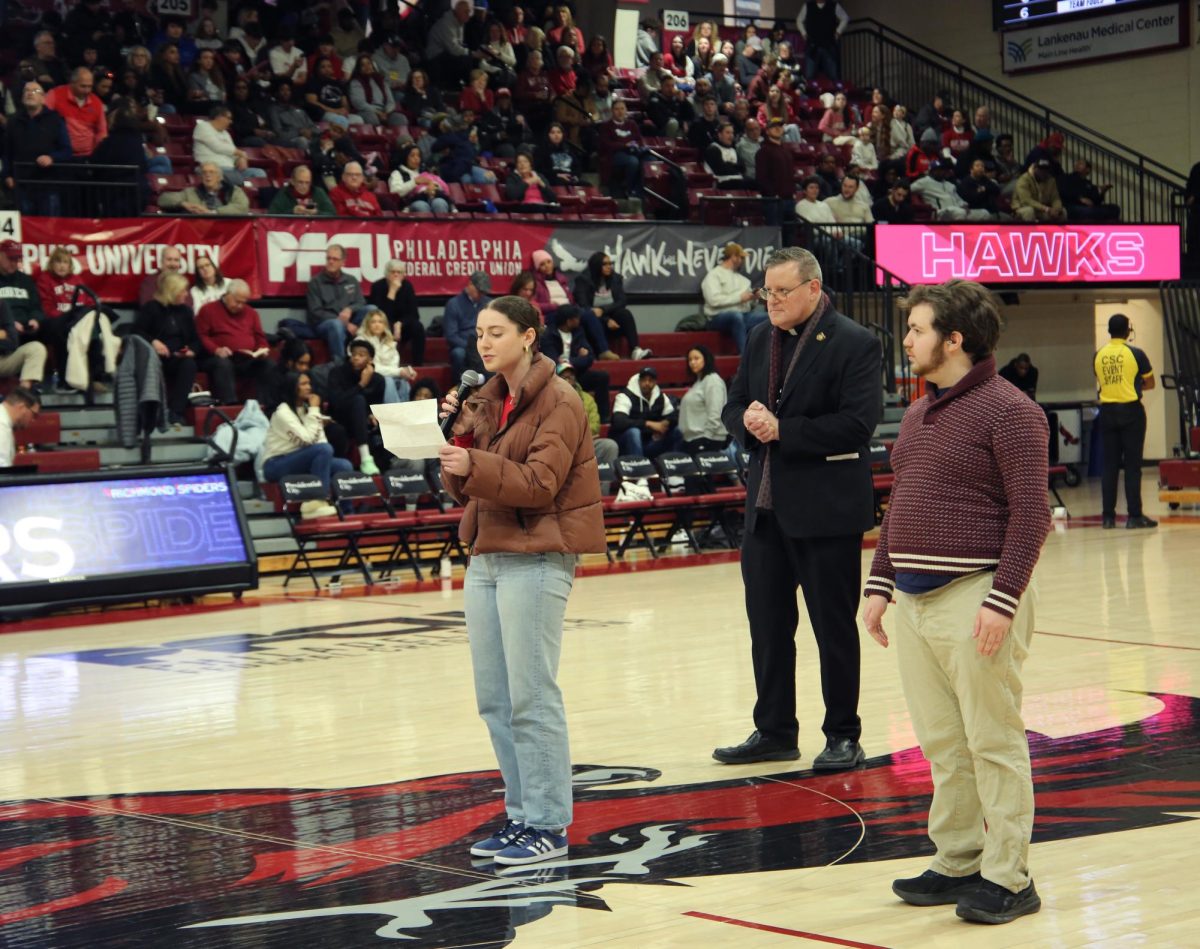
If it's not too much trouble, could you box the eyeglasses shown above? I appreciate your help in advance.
[755,283,805,303]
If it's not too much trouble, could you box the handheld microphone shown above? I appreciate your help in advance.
[440,369,485,436]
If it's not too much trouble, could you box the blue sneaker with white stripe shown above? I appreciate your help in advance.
[493,826,568,865]
[469,819,525,857]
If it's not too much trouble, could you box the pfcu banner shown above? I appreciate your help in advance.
[873,224,1181,286]
[19,217,779,302]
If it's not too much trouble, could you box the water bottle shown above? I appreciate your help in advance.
[440,556,452,579]
[328,574,342,596]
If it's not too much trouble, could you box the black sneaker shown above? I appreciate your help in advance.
[1125,515,1158,529]
[813,737,865,771]
[712,730,800,764]
[1102,515,1116,529]
[956,879,1041,924]
[892,869,982,906]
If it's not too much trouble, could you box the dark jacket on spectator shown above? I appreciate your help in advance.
[956,174,1000,212]
[539,316,594,372]
[3,107,72,181]
[135,300,201,353]
[534,141,580,185]
[687,114,722,151]
[574,269,628,316]
[431,128,478,183]
[596,117,643,178]
[872,195,914,224]
[368,277,420,328]
[326,359,385,410]
[609,372,676,436]
[646,90,694,134]
[306,270,366,326]
[503,171,557,205]
[90,126,152,212]
[0,270,46,329]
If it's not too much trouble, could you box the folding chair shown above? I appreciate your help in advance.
[332,471,421,578]
[612,456,661,558]
[693,450,746,547]
[277,474,369,589]
[380,468,443,580]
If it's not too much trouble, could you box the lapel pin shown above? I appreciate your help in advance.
[816,332,827,341]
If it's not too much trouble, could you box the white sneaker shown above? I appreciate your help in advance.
[631,346,653,360]
[299,500,337,519]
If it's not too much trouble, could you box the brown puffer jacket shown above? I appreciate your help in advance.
[443,353,607,554]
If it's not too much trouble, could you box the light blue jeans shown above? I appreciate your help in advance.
[465,550,577,830]
[710,308,769,353]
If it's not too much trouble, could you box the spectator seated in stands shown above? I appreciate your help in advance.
[534,123,581,187]
[268,164,335,215]
[644,73,693,140]
[872,179,914,223]
[45,68,107,159]
[325,337,387,476]
[190,253,229,312]
[134,271,199,423]
[332,7,367,59]
[823,175,872,249]
[540,305,611,422]
[999,353,1039,400]
[735,26,762,88]
[268,27,308,85]
[574,251,650,361]
[819,91,854,145]
[262,339,313,414]
[356,309,415,404]
[850,125,879,173]
[956,158,1003,220]
[689,96,725,151]
[0,240,48,357]
[261,370,352,519]
[227,80,273,148]
[513,49,554,133]
[913,90,948,142]
[813,152,842,199]
[349,54,407,129]
[373,34,411,98]
[503,150,558,209]
[597,99,645,200]
[152,17,198,68]
[556,363,619,466]
[1060,159,1120,222]
[304,55,364,130]
[158,161,250,215]
[306,242,370,360]
[432,115,497,186]
[460,68,495,115]
[746,54,779,106]
[402,68,447,131]
[906,126,939,180]
[888,103,915,163]
[444,270,491,379]
[0,387,41,467]
[531,250,619,361]
[1012,158,1067,223]
[425,0,476,88]
[194,279,272,405]
[330,162,382,217]
[35,246,84,375]
[609,366,682,461]
[5,81,72,218]
[737,118,763,178]
[941,109,972,161]
[796,173,839,235]
[911,159,992,221]
[186,49,227,111]
[369,260,426,367]
[411,377,442,403]
[480,23,518,90]
[267,78,317,150]
[0,297,47,391]
[664,35,695,88]
[699,242,769,355]
[993,133,1023,195]
[388,144,454,214]
[1024,131,1065,178]
[138,245,183,306]
[705,120,755,189]
[678,344,730,453]
[193,106,268,186]
[637,51,668,101]
[479,87,528,158]
[548,46,579,99]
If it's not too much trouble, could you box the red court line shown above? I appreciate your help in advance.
[1036,630,1200,652]
[684,911,891,948]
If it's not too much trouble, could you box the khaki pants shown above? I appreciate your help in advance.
[0,341,48,384]
[894,571,1037,892]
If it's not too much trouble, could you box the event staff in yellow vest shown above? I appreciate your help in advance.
[1093,314,1157,530]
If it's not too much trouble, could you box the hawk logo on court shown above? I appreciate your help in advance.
[2,693,1198,947]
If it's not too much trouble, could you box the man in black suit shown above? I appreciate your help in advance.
[715,246,882,770]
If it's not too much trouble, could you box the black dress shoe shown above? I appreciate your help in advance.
[712,730,800,764]
[1102,515,1116,529]
[892,869,982,906]
[1126,515,1158,529]
[956,879,1041,924]
[813,737,865,771]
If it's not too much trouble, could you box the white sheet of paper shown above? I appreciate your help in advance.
[371,400,446,460]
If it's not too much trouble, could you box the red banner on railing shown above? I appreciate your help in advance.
[19,217,259,301]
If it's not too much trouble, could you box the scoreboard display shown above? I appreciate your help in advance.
[994,0,1166,28]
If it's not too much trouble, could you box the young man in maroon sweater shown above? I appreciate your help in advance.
[863,279,1050,925]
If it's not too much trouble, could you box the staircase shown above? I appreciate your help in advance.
[841,19,1187,229]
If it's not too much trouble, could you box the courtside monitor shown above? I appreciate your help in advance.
[0,465,257,613]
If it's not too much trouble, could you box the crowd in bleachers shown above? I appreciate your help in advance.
[0,1,1125,517]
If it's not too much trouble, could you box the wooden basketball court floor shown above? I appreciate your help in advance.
[2,482,1199,948]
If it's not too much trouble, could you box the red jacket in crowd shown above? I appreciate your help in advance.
[36,270,83,316]
[330,183,382,217]
[195,298,268,354]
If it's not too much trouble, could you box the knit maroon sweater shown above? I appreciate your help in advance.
[864,356,1050,618]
